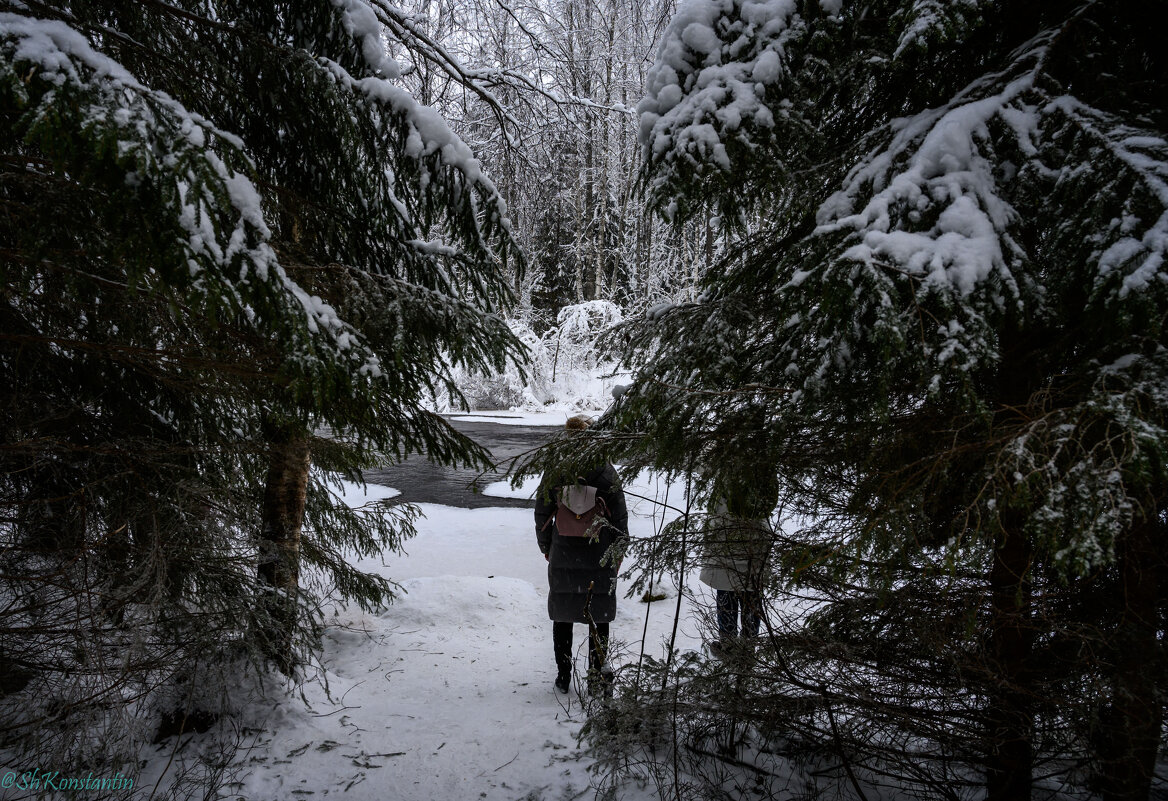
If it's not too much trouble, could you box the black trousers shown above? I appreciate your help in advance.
[715,589,761,640]
[553,621,609,675]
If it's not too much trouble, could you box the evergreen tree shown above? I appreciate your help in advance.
[0,0,521,784]
[555,1,1168,798]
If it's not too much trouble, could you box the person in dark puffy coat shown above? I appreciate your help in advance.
[535,416,629,694]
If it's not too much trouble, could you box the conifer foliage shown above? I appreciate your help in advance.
[0,0,521,785]
[584,1,1168,798]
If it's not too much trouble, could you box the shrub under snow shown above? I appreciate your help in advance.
[444,301,626,411]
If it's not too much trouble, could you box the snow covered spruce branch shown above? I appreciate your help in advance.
[0,12,385,383]
[590,2,1168,799]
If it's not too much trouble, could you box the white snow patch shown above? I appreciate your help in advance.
[326,476,401,508]
[212,497,712,800]
[444,410,579,427]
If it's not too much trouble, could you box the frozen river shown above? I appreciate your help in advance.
[362,417,557,508]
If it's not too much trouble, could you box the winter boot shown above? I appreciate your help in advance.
[587,663,614,697]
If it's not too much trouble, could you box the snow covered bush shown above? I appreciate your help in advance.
[541,301,626,408]
[446,301,627,411]
[442,318,551,410]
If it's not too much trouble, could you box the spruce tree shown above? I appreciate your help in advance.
[558,1,1168,798]
[0,0,521,782]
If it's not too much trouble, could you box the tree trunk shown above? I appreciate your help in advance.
[1099,515,1162,801]
[986,517,1034,801]
[258,431,310,675]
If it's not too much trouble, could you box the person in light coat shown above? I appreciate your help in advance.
[699,477,776,655]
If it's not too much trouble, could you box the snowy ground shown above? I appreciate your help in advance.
[443,410,586,427]
[164,423,719,801]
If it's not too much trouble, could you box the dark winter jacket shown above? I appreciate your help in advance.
[535,462,629,624]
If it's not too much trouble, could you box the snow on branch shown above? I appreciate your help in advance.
[311,7,520,269]
[356,0,526,139]
[892,0,991,58]
[362,0,630,142]
[814,26,1168,305]
[0,12,383,376]
[638,0,798,208]
[813,69,1038,300]
[323,0,498,191]
[1056,97,1168,298]
[332,0,405,79]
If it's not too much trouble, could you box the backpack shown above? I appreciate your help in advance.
[552,483,609,538]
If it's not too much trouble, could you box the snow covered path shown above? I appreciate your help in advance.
[229,492,703,801]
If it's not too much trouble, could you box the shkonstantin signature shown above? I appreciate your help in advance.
[2,768,134,792]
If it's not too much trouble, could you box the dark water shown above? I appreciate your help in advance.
[362,417,557,508]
